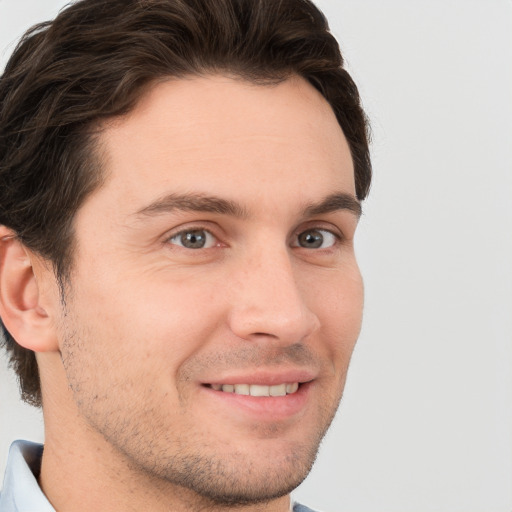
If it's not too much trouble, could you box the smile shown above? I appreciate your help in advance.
[207,383,300,397]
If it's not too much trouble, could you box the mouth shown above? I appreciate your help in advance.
[200,377,313,421]
[205,382,300,397]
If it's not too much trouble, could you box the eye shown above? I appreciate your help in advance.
[168,229,217,249]
[295,229,338,249]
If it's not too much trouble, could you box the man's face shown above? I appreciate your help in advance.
[55,75,363,504]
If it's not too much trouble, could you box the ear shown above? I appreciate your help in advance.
[0,226,59,352]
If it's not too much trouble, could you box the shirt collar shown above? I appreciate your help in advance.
[0,440,55,512]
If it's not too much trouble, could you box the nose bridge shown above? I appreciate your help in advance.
[228,242,320,343]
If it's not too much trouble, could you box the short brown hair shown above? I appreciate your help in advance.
[0,0,372,407]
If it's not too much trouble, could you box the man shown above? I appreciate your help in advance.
[0,0,371,510]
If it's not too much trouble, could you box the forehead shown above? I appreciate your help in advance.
[88,75,355,217]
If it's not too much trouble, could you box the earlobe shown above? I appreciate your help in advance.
[0,226,59,352]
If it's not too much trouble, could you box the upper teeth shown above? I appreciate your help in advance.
[210,383,299,396]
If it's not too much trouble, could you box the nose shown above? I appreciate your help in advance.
[227,247,320,345]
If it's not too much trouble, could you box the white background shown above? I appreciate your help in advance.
[1,1,511,511]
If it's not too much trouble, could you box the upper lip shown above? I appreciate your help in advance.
[201,368,317,386]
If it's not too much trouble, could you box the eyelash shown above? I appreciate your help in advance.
[167,227,219,250]
[165,225,342,251]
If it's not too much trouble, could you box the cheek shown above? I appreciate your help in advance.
[312,267,364,361]
[68,271,225,372]
[338,270,364,332]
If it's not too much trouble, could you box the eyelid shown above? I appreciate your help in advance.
[163,223,223,248]
[290,225,343,250]
[294,221,344,240]
[170,229,216,249]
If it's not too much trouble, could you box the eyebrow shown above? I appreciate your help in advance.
[135,193,249,218]
[303,193,362,218]
[134,191,361,219]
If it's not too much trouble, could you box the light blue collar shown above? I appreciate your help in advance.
[0,440,55,512]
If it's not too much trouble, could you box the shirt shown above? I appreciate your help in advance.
[1,440,319,512]
[0,440,53,511]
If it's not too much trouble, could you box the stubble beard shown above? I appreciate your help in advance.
[91,393,339,509]
[59,312,344,509]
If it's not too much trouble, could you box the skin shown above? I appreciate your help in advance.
[1,75,363,512]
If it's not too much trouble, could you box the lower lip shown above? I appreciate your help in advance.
[200,382,312,422]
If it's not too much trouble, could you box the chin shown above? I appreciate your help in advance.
[141,437,320,507]
[173,448,316,507]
